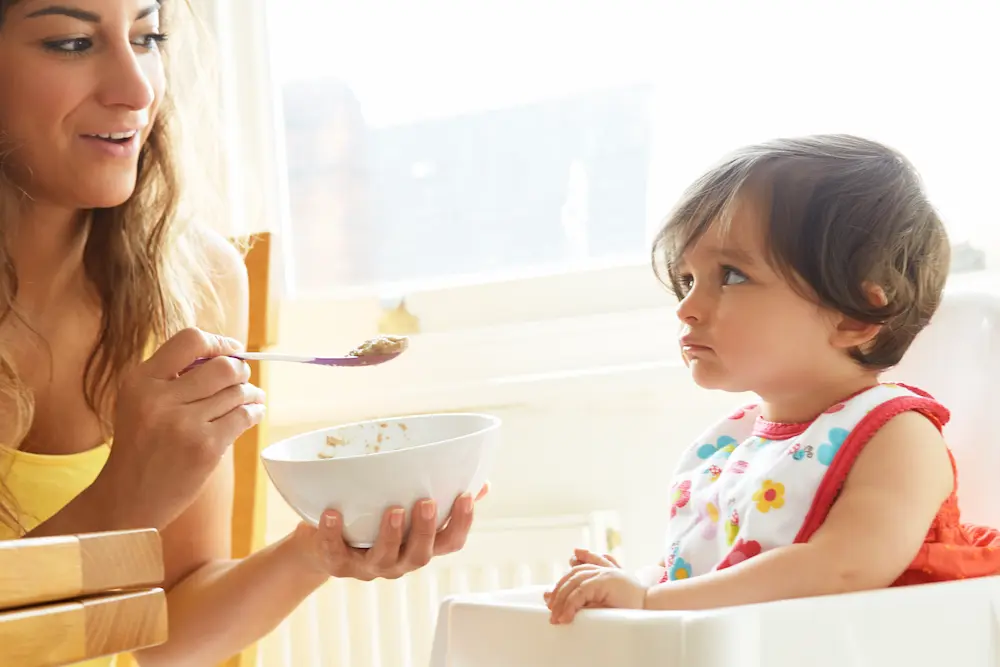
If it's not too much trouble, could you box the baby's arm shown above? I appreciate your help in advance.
[644,411,954,611]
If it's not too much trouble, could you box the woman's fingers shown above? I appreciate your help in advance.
[195,382,266,421]
[175,355,252,403]
[398,500,437,572]
[475,482,490,501]
[433,493,474,556]
[309,490,484,581]
[364,507,406,576]
[143,328,243,381]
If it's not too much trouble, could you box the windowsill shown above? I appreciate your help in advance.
[266,305,683,426]
[266,268,1000,427]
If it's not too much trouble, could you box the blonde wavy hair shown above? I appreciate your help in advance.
[0,0,240,532]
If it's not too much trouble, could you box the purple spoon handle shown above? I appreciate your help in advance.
[186,351,402,371]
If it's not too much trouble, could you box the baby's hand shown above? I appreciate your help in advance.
[568,548,620,568]
[544,560,647,624]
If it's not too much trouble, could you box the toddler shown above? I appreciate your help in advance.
[545,134,1000,623]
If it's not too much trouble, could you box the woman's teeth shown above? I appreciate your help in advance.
[89,131,137,141]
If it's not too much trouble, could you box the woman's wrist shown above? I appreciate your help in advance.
[285,522,334,584]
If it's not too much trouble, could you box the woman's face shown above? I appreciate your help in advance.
[0,0,166,210]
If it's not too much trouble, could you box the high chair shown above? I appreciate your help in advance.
[431,286,1000,667]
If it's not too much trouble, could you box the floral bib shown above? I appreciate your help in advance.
[661,384,948,581]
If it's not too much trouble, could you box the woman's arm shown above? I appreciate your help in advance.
[134,235,480,665]
[139,488,330,665]
[132,232,324,665]
[644,411,954,610]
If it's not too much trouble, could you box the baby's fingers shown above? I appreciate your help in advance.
[573,548,619,568]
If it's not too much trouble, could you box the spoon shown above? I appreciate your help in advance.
[187,336,409,369]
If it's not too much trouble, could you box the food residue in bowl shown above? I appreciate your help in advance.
[316,422,408,459]
[317,434,346,459]
[347,335,409,358]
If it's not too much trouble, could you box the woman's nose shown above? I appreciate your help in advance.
[96,45,156,112]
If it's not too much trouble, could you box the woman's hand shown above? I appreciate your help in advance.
[94,328,266,531]
[296,484,489,581]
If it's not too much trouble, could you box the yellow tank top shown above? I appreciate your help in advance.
[0,444,109,538]
[0,444,125,667]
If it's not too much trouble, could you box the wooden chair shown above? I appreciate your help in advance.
[224,231,279,667]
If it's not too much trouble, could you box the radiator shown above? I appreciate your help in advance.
[255,511,624,667]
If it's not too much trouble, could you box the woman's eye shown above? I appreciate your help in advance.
[133,33,168,50]
[44,37,92,53]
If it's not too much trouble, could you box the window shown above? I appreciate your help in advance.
[259,1,998,296]
[264,3,669,301]
[215,0,1000,421]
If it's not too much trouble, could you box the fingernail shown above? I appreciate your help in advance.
[462,494,474,514]
[324,514,338,529]
[421,501,436,520]
[390,509,404,528]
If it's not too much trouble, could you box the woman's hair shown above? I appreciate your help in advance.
[653,134,951,370]
[0,0,238,532]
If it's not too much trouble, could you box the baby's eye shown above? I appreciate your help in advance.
[722,266,748,286]
[675,274,694,296]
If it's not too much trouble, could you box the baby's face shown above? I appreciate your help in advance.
[673,203,849,397]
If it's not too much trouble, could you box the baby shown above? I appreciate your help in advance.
[545,134,1000,623]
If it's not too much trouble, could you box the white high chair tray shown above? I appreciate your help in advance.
[432,577,1000,666]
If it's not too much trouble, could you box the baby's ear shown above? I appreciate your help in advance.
[830,282,887,350]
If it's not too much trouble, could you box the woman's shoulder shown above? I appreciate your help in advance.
[195,229,250,340]
[200,228,248,278]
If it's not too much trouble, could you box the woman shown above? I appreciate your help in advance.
[0,1,482,664]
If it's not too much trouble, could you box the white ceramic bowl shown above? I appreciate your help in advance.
[260,413,501,547]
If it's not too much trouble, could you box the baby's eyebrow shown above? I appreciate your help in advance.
[703,246,757,266]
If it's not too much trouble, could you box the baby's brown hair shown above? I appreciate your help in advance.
[653,134,951,370]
